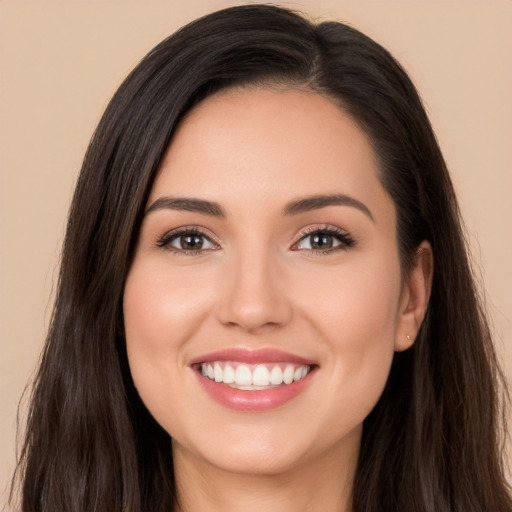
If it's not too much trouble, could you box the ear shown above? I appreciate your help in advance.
[395,241,433,352]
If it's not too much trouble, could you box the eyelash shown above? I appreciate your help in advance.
[156,227,219,256]
[292,226,355,255]
[156,225,355,256]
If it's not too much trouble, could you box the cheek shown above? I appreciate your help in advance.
[293,251,401,413]
[122,259,214,416]
[297,249,402,338]
[123,259,213,351]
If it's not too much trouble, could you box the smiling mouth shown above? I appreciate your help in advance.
[197,361,312,390]
[190,348,317,410]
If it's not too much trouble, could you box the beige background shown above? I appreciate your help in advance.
[1,0,511,507]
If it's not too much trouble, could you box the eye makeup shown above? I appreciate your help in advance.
[154,222,356,257]
[291,225,356,255]
[156,226,220,256]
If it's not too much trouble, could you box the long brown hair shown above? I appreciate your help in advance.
[12,5,511,511]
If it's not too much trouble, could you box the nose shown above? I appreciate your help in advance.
[216,248,293,334]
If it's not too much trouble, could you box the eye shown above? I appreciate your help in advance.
[157,229,218,254]
[292,228,354,253]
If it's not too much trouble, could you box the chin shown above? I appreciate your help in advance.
[196,443,310,476]
[172,419,363,478]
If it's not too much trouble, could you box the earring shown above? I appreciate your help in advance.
[406,334,412,341]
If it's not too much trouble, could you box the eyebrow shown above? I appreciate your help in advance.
[145,193,373,222]
[145,197,226,217]
[283,194,374,221]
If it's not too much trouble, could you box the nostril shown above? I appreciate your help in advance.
[217,292,293,332]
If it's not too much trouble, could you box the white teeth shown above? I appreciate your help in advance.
[235,365,252,386]
[269,366,283,385]
[223,364,235,384]
[200,361,311,388]
[283,365,294,384]
[214,362,223,382]
[252,365,270,386]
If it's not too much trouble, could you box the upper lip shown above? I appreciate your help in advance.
[189,347,316,366]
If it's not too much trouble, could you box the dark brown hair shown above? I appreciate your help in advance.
[12,4,511,511]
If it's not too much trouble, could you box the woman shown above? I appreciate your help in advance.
[12,4,511,512]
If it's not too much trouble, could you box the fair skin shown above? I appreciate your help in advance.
[123,88,432,512]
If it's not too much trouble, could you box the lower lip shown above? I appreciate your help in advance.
[195,369,315,412]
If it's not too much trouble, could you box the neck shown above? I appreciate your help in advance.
[173,431,359,512]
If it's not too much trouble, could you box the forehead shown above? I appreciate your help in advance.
[150,88,392,224]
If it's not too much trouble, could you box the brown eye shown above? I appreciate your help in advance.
[177,234,205,250]
[310,233,334,249]
[294,229,355,253]
[161,230,218,252]
[296,232,342,251]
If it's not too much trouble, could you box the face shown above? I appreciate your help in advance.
[123,88,422,476]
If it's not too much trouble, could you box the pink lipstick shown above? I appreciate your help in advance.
[191,348,317,411]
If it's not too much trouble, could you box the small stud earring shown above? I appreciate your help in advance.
[406,334,412,341]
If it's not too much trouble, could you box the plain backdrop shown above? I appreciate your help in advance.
[1,0,511,507]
